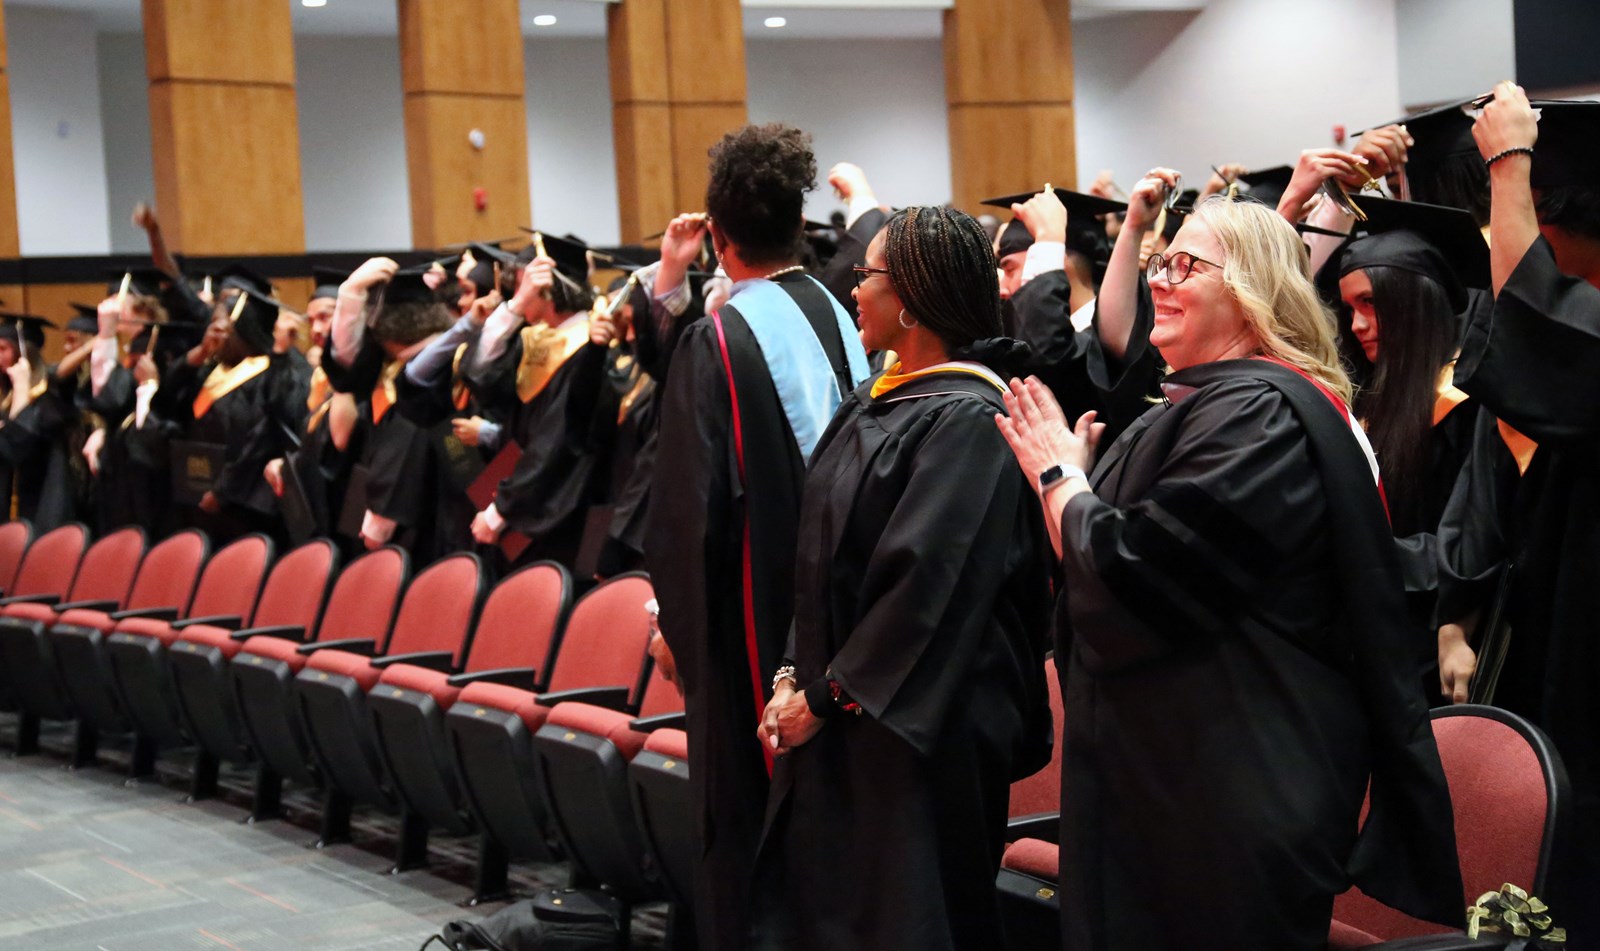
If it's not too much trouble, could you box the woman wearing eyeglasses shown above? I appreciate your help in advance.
[997,180,1463,951]
[750,205,1055,951]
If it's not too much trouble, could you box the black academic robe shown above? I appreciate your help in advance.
[644,276,855,951]
[750,371,1053,951]
[0,374,76,531]
[477,324,614,568]
[1442,236,1600,919]
[161,353,307,544]
[1055,359,1461,951]
[595,349,657,576]
[91,363,173,536]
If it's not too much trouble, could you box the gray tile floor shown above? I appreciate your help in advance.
[0,729,670,950]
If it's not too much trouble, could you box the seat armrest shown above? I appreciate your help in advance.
[1359,936,1505,950]
[446,667,537,690]
[370,651,454,671]
[109,606,181,622]
[629,712,687,733]
[55,599,121,613]
[228,624,307,643]
[536,686,630,711]
[172,614,243,631]
[0,593,59,606]
[1005,813,1060,844]
[296,637,378,656]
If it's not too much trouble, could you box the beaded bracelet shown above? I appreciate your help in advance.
[1485,146,1534,168]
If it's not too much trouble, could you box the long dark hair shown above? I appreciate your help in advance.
[1347,266,1459,534]
[883,206,1003,353]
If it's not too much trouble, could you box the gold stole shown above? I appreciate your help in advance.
[613,352,653,425]
[372,360,402,424]
[1498,420,1538,476]
[451,343,471,411]
[516,319,590,404]
[193,355,271,419]
[305,366,331,433]
[1432,364,1470,426]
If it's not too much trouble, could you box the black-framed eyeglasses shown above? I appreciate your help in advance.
[1146,250,1223,286]
[853,265,890,287]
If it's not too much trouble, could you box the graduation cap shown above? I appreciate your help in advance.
[226,287,282,355]
[310,266,347,302]
[981,187,1128,259]
[66,303,100,335]
[216,264,273,298]
[1339,196,1488,311]
[379,265,444,306]
[1526,100,1600,191]
[1236,165,1294,207]
[518,229,593,285]
[105,267,167,299]
[0,312,53,353]
[1358,99,1482,211]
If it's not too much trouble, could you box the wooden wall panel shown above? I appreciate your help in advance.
[670,104,747,216]
[948,104,1076,212]
[143,0,295,85]
[944,0,1076,211]
[25,282,111,364]
[607,0,668,104]
[0,65,18,258]
[403,93,530,249]
[148,82,305,255]
[398,0,524,96]
[613,103,676,243]
[664,0,746,105]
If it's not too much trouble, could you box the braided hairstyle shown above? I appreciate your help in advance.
[883,206,1004,352]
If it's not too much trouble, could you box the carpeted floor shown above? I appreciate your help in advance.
[0,722,669,950]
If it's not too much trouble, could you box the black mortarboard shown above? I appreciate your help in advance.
[105,267,167,299]
[980,187,1128,219]
[456,247,499,294]
[310,266,347,302]
[1339,196,1488,311]
[216,264,273,297]
[380,266,444,307]
[0,313,54,351]
[1359,99,1482,211]
[1526,100,1600,191]
[982,187,1128,259]
[226,287,281,355]
[67,304,100,335]
[1236,165,1294,208]
[519,229,593,285]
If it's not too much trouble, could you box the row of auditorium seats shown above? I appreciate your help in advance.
[0,519,697,945]
[0,518,1577,949]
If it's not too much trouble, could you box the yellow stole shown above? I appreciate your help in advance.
[516,319,590,404]
[1435,362,1538,476]
[305,366,331,433]
[451,343,471,411]
[869,361,1005,399]
[1432,364,1470,426]
[372,360,403,425]
[192,355,270,419]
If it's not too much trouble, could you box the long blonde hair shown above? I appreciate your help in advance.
[1189,196,1352,403]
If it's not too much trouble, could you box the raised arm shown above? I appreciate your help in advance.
[1098,168,1178,361]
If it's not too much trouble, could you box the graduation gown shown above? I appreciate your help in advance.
[1442,236,1600,912]
[751,369,1054,951]
[595,348,657,576]
[93,363,175,536]
[0,374,76,530]
[1055,359,1461,951]
[645,272,861,951]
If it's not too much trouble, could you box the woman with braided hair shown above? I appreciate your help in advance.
[751,206,1055,951]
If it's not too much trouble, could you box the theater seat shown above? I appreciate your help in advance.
[534,664,682,903]
[368,561,570,878]
[292,552,484,850]
[627,725,692,910]
[49,530,209,774]
[104,534,271,776]
[0,526,143,763]
[0,519,33,597]
[0,521,80,739]
[230,545,406,821]
[167,539,337,802]
[446,572,654,902]
[997,655,1065,951]
[1329,705,1569,950]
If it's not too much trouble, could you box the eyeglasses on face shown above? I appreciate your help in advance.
[853,265,890,287]
[1145,250,1223,286]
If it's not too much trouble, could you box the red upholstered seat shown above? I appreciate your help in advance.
[643,727,687,760]
[181,535,270,620]
[245,539,337,631]
[119,531,207,616]
[69,527,149,607]
[4,523,86,600]
[458,680,553,731]
[56,607,120,633]
[238,633,312,671]
[1001,838,1060,881]
[1009,656,1063,819]
[179,622,245,657]
[1331,706,1563,943]
[546,701,652,762]
[304,648,384,692]
[376,663,459,707]
[1327,920,1383,950]
[459,562,568,681]
[113,615,182,646]
[2,601,60,624]
[0,520,33,593]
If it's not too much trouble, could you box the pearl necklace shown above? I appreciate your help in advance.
[762,265,805,280]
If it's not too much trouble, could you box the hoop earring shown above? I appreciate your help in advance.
[898,309,917,330]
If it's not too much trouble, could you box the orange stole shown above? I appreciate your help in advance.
[372,360,403,425]
[192,356,270,419]
[1497,420,1538,476]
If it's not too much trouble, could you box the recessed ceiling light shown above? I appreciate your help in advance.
[764,16,787,28]
[532,14,558,26]
[302,0,326,7]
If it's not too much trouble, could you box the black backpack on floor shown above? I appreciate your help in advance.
[426,888,627,951]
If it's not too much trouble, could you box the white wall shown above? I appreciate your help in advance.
[1073,0,1403,193]
[99,31,152,254]
[10,4,110,254]
[1394,0,1514,109]
[747,37,951,221]
[525,37,619,246]
[295,35,411,251]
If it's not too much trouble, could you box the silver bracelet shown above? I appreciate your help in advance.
[771,665,797,691]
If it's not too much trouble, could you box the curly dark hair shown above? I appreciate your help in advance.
[883,206,1004,352]
[375,299,454,348]
[705,123,817,266]
[1537,185,1600,242]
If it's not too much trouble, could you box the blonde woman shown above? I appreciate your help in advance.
[997,192,1463,950]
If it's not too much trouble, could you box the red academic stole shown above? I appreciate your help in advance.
[1254,356,1389,520]
[711,309,774,774]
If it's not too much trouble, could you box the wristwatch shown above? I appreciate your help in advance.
[1038,462,1088,494]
